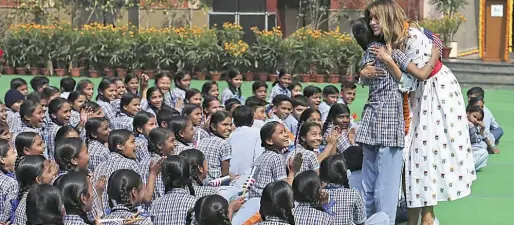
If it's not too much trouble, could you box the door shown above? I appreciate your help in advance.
[484,0,507,61]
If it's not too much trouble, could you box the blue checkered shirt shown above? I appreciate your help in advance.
[221,87,243,105]
[255,216,291,225]
[150,188,196,225]
[14,192,28,225]
[111,98,121,114]
[172,88,186,104]
[44,120,64,160]
[63,214,89,225]
[97,99,116,121]
[175,142,193,155]
[355,42,408,148]
[0,172,17,222]
[192,182,217,199]
[14,122,47,158]
[323,123,354,154]
[135,135,151,162]
[268,84,291,103]
[139,153,165,200]
[325,184,366,225]
[110,112,134,132]
[193,127,210,147]
[6,109,21,133]
[163,91,174,109]
[292,202,333,225]
[287,145,320,174]
[102,205,153,225]
[87,139,109,172]
[248,150,288,199]
[70,110,80,127]
[197,135,232,180]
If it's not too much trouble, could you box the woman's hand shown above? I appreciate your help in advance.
[369,45,394,63]
[360,61,386,79]
[431,44,441,59]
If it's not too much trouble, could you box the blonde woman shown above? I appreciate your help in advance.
[362,1,476,225]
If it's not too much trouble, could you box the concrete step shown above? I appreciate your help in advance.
[444,59,514,75]
[450,68,514,88]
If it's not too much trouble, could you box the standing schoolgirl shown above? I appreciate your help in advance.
[167,115,195,154]
[143,87,165,116]
[111,92,141,131]
[67,91,87,127]
[75,79,95,102]
[25,184,64,225]
[268,69,292,103]
[288,122,322,174]
[94,129,159,214]
[221,69,244,105]
[252,81,268,100]
[103,169,153,225]
[187,195,231,225]
[0,139,17,223]
[54,170,95,225]
[182,103,209,147]
[322,103,353,154]
[197,111,233,180]
[133,111,158,162]
[150,155,196,225]
[139,127,174,199]
[4,89,25,133]
[15,132,46,167]
[172,71,192,105]
[185,88,202,106]
[154,73,175,109]
[254,181,295,225]
[45,98,72,160]
[85,117,111,172]
[96,78,118,121]
[201,81,219,99]
[14,155,58,225]
[292,171,333,224]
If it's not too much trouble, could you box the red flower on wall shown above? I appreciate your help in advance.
[0,48,3,58]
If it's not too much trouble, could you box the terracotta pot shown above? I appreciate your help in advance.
[342,74,356,82]
[144,70,155,79]
[54,68,66,77]
[257,72,268,82]
[116,68,128,78]
[329,74,340,83]
[442,47,452,59]
[104,68,115,77]
[16,67,27,75]
[268,74,278,82]
[244,72,254,81]
[300,74,311,83]
[70,68,82,77]
[210,72,222,81]
[3,67,15,75]
[314,74,325,83]
[41,68,51,76]
[30,67,41,75]
[195,71,207,80]
[89,69,100,78]
[132,69,143,77]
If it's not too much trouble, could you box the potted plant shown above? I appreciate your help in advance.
[250,26,282,79]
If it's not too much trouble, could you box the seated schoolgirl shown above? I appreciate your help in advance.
[85,117,111,172]
[14,132,45,167]
[288,122,323,174]
[185,88,202,106]
[252,80,268,101]
[96,78,118,121]
[141,86,165,116]
[221,69,244,105]
[292,170,333,224]
[0,139,17,223]
[322,103,355,154]
[133,111,158,162]
[167,116,195,154]
[201,81,219,100]
[54,125,80,143]
[288,79,302,98]
[54,170,96,225]
[103,169,153,225]
[75,101,106,138]
[4,89,25,133]
[150,155,197,225]
[202,96,222,122]
[111,92,141,131]
[187,195,232,225]
[342,146,364,192]
[0,101,7,123]
[15,100,46,157]
[467,105,489,171]
[156,105,180,128]
[268,69,292,103]
[67,91,87,127]
[320,155,388,225]
[43,86,61,102]
[14,155,58,225]
[182,103,209,146]
[0,121,10,141]
[26,184,64,225]
[139,127,174,199]
[295,108,337,156]
[45,98,72,160]
[253,181,295,225]
[75,79,94,102]
[172,71,192,105]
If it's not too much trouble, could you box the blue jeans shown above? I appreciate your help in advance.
[361,144,403,225]
[490,127,504,144]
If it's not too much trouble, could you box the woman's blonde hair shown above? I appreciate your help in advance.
[364,0,409,50]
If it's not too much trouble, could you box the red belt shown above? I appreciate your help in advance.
[428,60,442,78]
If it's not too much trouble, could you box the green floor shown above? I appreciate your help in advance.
[1,75,512,224]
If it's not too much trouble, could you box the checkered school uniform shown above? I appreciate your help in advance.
[197,135,232,180]
[139,153,165,199]
[70,110,80,127]
[87,139,110,172]
[63,214,89,225]
[97,99,116,121]
[102,205,153,225]
[268,84,291,103]
[150,188,196,225]
[192,182,217,199]
[14,192,28,225]
[292,202,333,225]
[172,88,186,104]
[13,122,46,157]
[0,172,17,222]
[355,42,409,148]
[163,91,174,109]
[255,216,291,225]
[110,112,134,132]
[135,135,151,162]
[6,109,21,133]
[248,150,288,199]
[323,123,353,154]
[193,127,210,147]
[94,152,141,214]
[111,98,121,114]
[55,170,102,221]
[324,183,366,225]
[287,144,319,174]
[175,141,193,155]
[221,87,242,105]
[44,120,64,160]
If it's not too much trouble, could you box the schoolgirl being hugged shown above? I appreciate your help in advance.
[0,139,17,223]
[111,92,141,132]
[133,111,158,162]
[221,69,244,105]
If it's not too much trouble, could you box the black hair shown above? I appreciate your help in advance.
[168,116,192,145]
[108,129,133,154]
[252,80,268,94]
[208,110,232,136]
[75,79,93,92]
[96,78,116,101]
[174,71,190,89]
[54,170,91,224]
[245,96,268,112]
[146,86,166,113]
[224,68,242,98]
[179,149,206,186]
[60,77,77,92]
[161,155,195,195]
[341,80,357,90]
[232,105,253,127]
[107,169,143,211]
[48,98,70,124]
[272,69,292,87]
[466,87,485,99]
[466,105,484,119]
[26,92,44,103]
[202,96,220,112]
[80,101,101,113]
[85,117,109,144]
[30,76,49,92]
[148,127,174,156]
[259,181,295,225]
[294,108,321,142]
[10,78,28,90]
[342,146,363,172]
[54,137,85,172]
[15,132,39,167]
[133,111,155,135]
[201,81,218,98]
[468,97,484,107]
[124,74,140,94]
[322,85,339,96]
[55,125,80,144]
[67,91,86,104]
[292,170,324,211]
[0,121,8,137]
[16,155,47,200]
[182,103,202,117]
[43,86,60,99]
[157,105,180,128]
[322,103,350,135]
[26,184,64,225]
[185,88,201,104]
[272,94,292,107]
[303,85,322,98]
[351,17,373,50]
[224,98,241,112]
[296,121,321,150]
[0,139,11,174]
[187,195,231,225]
[319,155,350,188]
[287,79,302,92]
[120,92,141,115]
[260,121,281,152]
[292,95,308,108]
